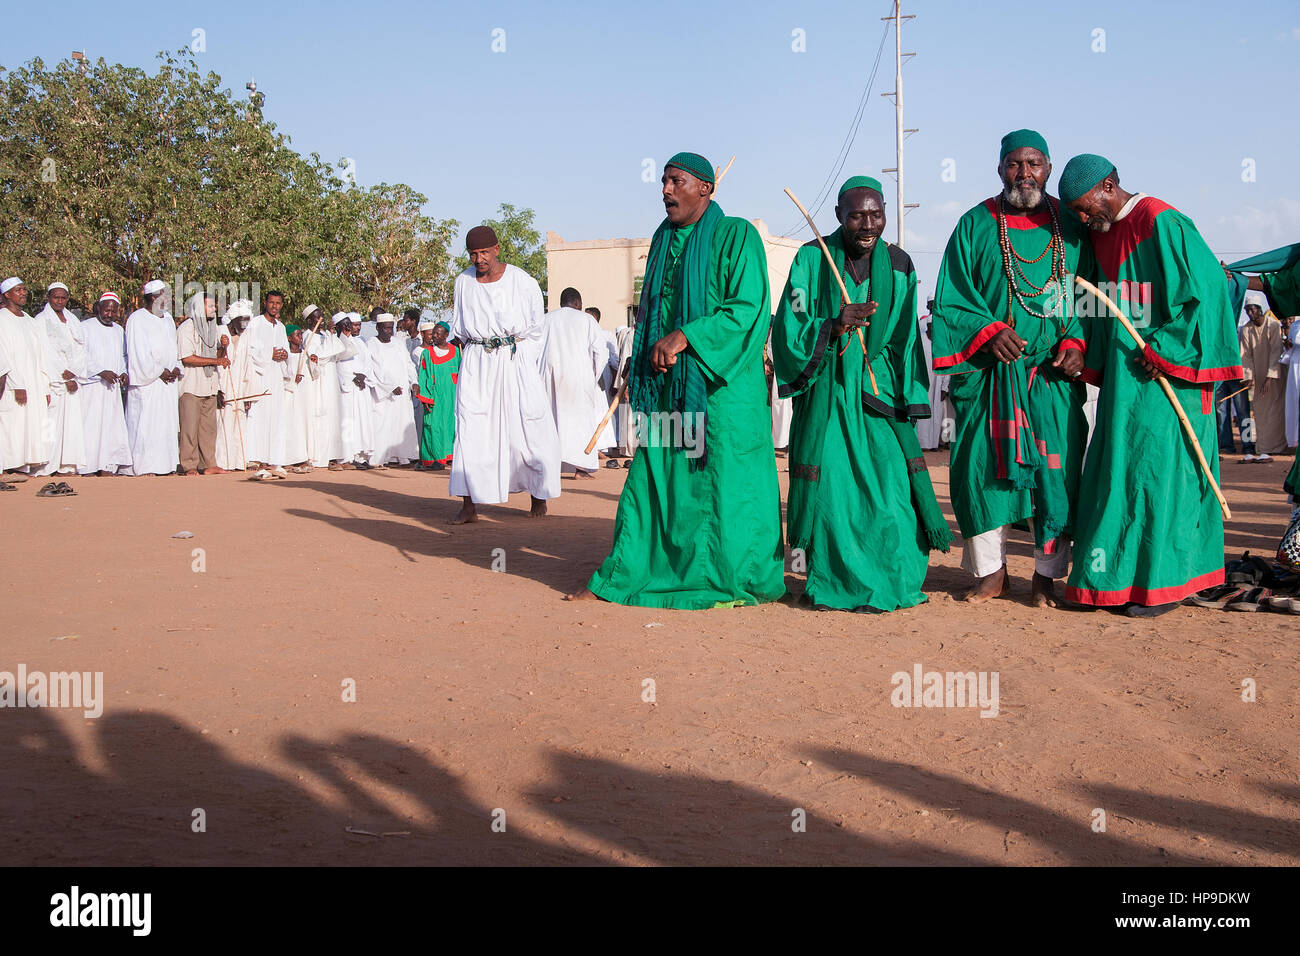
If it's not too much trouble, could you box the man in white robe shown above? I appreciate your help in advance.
[448,225,561,522]
[301,306,345,469]
[366,314,419,466]
[608,322,638,464]
[540,288,607,478]
[242,291,291,476]
[587,308,619,460]
[1283,316,1300,449]
[0,278,53,478]
[283,322,316,471]
[78,293,133,475]
[336,312,375,468]
[215,301,256,472]
[124,279,181,476]
[36,282,87,475]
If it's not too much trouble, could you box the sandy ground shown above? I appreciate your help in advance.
[2,451,1298,867]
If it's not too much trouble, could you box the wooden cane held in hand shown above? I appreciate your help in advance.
[782,188,878,395]
[1073,276,1230,520]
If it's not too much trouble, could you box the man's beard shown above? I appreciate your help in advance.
[1085,217,1112,233]
[1002,180,1043,211]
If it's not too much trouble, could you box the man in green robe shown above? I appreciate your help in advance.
[932,130,1092,607]
[772,175,949,612]
[1060,154,1243,616]
[415,320,459,470]
[567,151,785,608]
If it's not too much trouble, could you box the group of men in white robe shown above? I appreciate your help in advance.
[0,276,451,487]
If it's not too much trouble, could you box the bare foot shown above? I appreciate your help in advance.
[964,565,1009,604]
[564,587,599,602]
[574,470,597,480]
[202,467,229,475]
[1030,572,1059,608]
[184,469,200,476]
[528,496,548,517]
[449,502,478,525]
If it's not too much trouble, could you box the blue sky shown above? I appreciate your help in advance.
[9,0,1300,298]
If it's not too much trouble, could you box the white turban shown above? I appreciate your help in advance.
[417,319,436,331]
[1,277,23,294]
[301,304,321,321]
[1244,290,1266,309]
[142,279,166,296]
[98,292,120,304]
[47,282,69,293]
[375,313,396,325]
[224,299,255,322]
[331,311,349,326]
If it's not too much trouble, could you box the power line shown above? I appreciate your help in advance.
[778,2,895,238]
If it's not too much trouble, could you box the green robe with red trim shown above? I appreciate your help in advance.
[1066,196,1243,606]
[416,343,459,463]
[772,230,932,611]
[586,216,785,608]
[932,197,1091,543]
[1261,260,1300,497]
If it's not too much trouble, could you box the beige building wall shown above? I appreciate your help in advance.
[546,219,805,331]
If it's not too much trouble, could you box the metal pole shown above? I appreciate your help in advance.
[895,1,905,248]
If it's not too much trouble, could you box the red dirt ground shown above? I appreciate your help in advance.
[3,452,1297,865]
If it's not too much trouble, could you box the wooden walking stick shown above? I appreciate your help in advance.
[1074,276,1230,520]
[714,155,735,188]
[585,359,629,456]
[1216,383,1250,406]
[782,187,878,395]
[294,312,327,381]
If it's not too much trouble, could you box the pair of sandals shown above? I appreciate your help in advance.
[1188,552,1299,614]
[36,481,77,497]
[249,467,289,481]
[603,459,633,469]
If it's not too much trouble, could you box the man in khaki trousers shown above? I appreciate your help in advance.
[177,292,231,475]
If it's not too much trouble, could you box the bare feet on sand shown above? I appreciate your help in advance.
[964,565,1010,604]
[564,587,598,602]
[528,496,548,517]
[450,497,478,525]
[1031,572,1059,608]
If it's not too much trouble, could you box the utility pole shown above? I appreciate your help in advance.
[880,2,918,248]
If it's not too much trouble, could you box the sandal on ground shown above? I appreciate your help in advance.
[1187,583,1245,610]
[248,469,272,481]
[1224,587,1267,612]
[36,481,76,497]
[605,460,621,469]
[0,481,14,492]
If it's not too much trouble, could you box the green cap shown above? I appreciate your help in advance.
[838,175,884,199]
[999,129,1049,160]
[284,323,301,337]
[1058,153,1115,203]
[664,151,714,184]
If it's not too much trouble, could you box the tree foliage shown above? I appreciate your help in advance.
[0,50,465,315]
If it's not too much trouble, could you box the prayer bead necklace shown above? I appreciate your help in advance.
[996,196,1068,330]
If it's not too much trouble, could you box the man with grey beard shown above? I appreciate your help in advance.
[931,129,1094,609]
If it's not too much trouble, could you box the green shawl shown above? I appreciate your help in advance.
[628,200,724,468]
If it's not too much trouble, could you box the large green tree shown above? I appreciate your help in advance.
[0,50,460,314]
